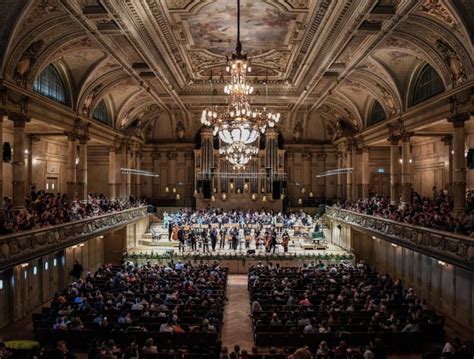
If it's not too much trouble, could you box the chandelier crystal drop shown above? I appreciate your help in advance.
[200,0,281,166]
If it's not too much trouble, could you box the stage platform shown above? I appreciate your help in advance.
[128,222,352,273]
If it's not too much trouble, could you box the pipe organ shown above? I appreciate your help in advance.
[194,128,285,210]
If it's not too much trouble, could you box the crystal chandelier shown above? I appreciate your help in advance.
[200,0,280,167]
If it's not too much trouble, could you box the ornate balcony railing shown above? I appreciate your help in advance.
[0,207,148,269]
[325,207,474,270]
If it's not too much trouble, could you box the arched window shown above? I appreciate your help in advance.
[33,65,67,104]
[92,100,110,125]
[411,64,444,106]
[368,100,386,126]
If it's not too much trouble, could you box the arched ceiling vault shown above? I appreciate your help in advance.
[0,0,472,143]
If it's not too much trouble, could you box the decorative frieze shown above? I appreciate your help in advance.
[0,207,148,270]
[325,207,474,270]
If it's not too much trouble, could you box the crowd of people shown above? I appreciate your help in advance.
[335,188,474,235]
[33,261,227,357]
[248,261,445,354]
[0,188,145,234]
[161,208,320,253]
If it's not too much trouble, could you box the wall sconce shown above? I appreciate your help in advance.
[211,195,216,202]
[165,187,170,193]
[193,189,197,196]
[438,260,446,266]
[251,193,256,201]
[281,194,285,200]
[298,198,303,205]
[391,243,398,248]
[79,243,85,247]
[309,191,314,198]
[24,149,29,154]
[409,159,412,164]
[237,188,241,194]
[301,188,306,194]
[213,187,217,193]
[262,195,267,202]
[399,158,403,164]
[244,183,249,191]
[222,193,227,200]
[75,157,80,165]
[172,187,176,193]
[176,193,180,200]
[229,182,234,191]
[261,187,265,193]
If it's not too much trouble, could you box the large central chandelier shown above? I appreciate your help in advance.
[200,0,280,167]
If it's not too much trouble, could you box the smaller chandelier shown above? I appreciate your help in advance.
[219,140,259,168]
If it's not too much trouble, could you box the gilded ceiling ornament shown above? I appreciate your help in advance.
[436,39,466,86]
[13,40,44,87]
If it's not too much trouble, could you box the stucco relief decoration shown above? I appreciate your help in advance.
[13,40,45,86]
[20,0,59,31]
[436,39,466,86]
[419,0,457,28]
[82,84,102,117]
[326,208,474,267]
[293,120,303,140]
[0,208,147,268]
[375,84,397,115]
[176,120,186,140]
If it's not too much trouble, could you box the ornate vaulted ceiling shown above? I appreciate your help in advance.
[0,0,472,143]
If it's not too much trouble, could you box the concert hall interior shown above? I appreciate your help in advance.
[0,0,473,358]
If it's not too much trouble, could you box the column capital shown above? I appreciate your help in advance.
[388,134,400,145]
[449,112,470,128]
[8,112,30,127]
[400,131,413,142]
[64,131,77,142]
[78,135,89,145]
[441,134,453,146]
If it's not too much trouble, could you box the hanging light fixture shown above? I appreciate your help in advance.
[201,0,281,166]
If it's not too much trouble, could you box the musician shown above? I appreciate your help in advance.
[177,226,185,252]
[210,228,218,251]
[219,227,226,249]
[231,229,239,251]
[270,230,278,253]
[168,221,174,241]
[244,225,251,249]
[202,229,209,253]
[282,230,290,253]
[264,231,271,253]
[190,230,197,252]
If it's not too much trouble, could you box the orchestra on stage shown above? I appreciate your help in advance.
[157,208,321,253]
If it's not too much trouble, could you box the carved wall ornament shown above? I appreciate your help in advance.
[419,0,457,28]
[82,84,102,117]
[13,40,45,87]
[436,39,466,86]
[326,207,474,269]
[293,120,303,141]
[375,84,397,115]
[175,120,186,140]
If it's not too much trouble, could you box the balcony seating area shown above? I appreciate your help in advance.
[33,262,227,358]
[334,192,474,235]
[248,262,445,355]
[0,191,145,234]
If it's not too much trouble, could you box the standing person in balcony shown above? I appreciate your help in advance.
[71,260,84,280]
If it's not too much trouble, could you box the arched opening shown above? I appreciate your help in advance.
[33,65,68,105]
[92,100,111,125]
[368,100,386,126]
[410,64,445,107]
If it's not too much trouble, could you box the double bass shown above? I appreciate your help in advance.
[171,225,179,241]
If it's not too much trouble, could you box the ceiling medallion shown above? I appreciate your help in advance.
[200,0,280,168]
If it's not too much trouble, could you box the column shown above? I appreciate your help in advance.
[77,137,88,201]
[361,147,370,200]
[26,136,34,190]
[316,153,326,198]
[389,135,400,206]
[135,150,142,199]
[450,113,470,214]
[120,145,127,198]
[152,152,160,197]
[66,132,77,201]
[126,147,133,198]
[0,113,4,211]
[108,145,117,199]
[442,135,453,197]
[351,146,358,200]
[346,146,352,202]
[336,151,344,199]
[11,113,29,209]
[400,132,412,207]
